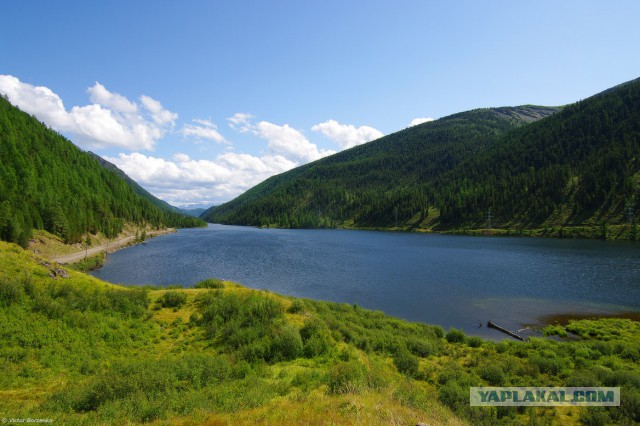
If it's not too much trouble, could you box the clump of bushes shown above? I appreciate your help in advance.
[0,276,23,307]
[286,299,305,313]
[195,291,300,362]
[327,359,368,394]
[195,278,224,289]
[393,346,420,378]
[158,291,187,309]
[479,364,506,386]
[445,327,466,344]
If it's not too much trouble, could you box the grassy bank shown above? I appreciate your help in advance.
[257,217,640,241]
[1,241,639,425]
[67,253,106,272]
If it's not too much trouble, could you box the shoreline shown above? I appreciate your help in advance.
[242,222,639,241]
[538,310,640,326]
[51,228,176,264]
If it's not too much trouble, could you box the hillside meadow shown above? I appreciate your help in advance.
[1,241,639,425]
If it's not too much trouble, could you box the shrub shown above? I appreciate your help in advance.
[300,318,325,341]
[439,380,468,411]
[0,277,23,307]
[303,333,330,358]
[528,354,566,375]
[286,299,305,314]
[466,336,484,348]
[195,278,224,289]
[431,325,445,339]
[158,291,187,309]
[393,347,420,378]
[480,364,505,386]
[270,324,303,361]
[542,324,568,338]
[446,327,466,344]
[327,360,367,394]
[566,369,599,387]
[406,337,439,357]
[579,407,611,426]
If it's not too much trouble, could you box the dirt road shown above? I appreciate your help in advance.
[52,229,175,264]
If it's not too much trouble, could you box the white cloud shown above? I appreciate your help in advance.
[311,119,383,149]
[140,95,177,126]
[105,151,297,206]
[409,117,434,127]
[0,75,176,151]
[181,118,228,144]
[255,121,335,162]
[173,152,191,162]
[227,112,254,133]
[88,82,138,113]
[0,74,75,130]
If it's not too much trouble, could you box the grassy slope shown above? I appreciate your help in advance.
[1,241,639,425]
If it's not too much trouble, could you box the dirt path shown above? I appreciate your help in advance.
[52,229,174,264]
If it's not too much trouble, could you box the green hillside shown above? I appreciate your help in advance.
[0,96,205,247]
[438,78,640,229]
[87,151,184,215]
[1,241,639,424]
[203,78,640,237]
[203,106,559,228]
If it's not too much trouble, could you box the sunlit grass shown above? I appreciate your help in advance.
[1,241,639,424]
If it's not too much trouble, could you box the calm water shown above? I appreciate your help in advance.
[91,224,640,338]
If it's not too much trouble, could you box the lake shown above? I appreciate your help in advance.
[90,224,640,338]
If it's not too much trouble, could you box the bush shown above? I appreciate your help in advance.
[439,380,468,411]
[579,407,611,426]
[528,354,566,375]
[446,328,466,344]
[393,347,420,378]
[406,337,439,357]
[327,360,367,394]
[158,291,187,309]
[466,336,484,348]
[480,364,505,386]
[286,299,305,314]
[0,277,24,307]
[195,278,224,289]
[270,325,303,361]
[303,333,330,358]
[300,318,330,358]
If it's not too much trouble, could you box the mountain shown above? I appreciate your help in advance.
[88,154,211,219]
[0,95,205,247]
[203,77,640,234]
[202,105,560,228]
[180,207,207,217]
[436,77,640,229]
[87,152,183,214]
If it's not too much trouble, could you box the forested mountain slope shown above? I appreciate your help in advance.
[202,106,559,228]
[87,152,183,215]
[0,96,204,247]
[203,78,640,233]
[437,77,640,228]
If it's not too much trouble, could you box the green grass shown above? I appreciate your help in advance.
[67,253,106,272]
[1,241,640,424]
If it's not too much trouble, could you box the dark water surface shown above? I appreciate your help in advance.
[90,224,640,337]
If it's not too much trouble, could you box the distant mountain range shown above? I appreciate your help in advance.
[202,77,640,234]
[0,95,205,247]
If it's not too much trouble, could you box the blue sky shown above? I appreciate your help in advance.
[2,1,639,208]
